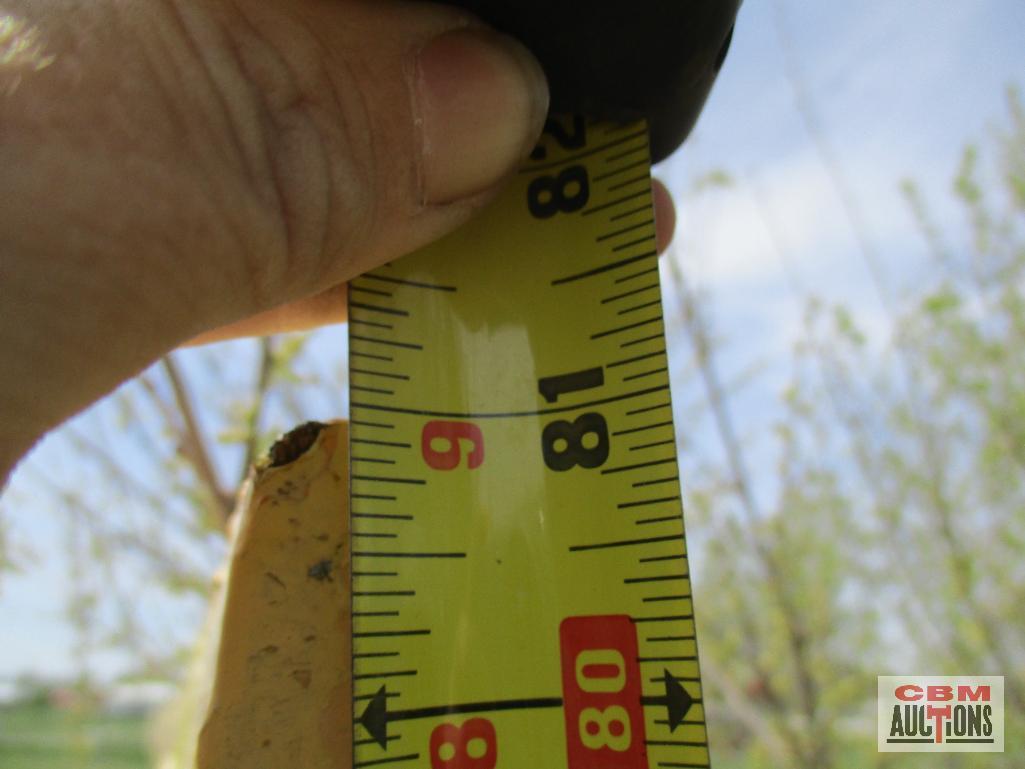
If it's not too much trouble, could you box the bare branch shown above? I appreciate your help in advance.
[160,355,234,526]
[668,259,827,768]
[238,337,275,488]
[700,654,792,762]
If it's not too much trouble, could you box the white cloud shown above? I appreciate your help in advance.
[665,143,922,295]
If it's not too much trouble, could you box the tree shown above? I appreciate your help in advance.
[0,331,346,699]
[3,83,1021,769]
[677,91,1025,768]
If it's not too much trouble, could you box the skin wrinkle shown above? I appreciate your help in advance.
[265,106,328,291]
[154,0,331,316]
[286,3,481,277]
[280,19,369,274]
[165,0,272,195]
[330,50,380,275]
[157,0,250,171]
[1,0,561,480]
[316,69,348,274]
[225,3,374,303]
[119,0,280,321]
[180,0,360,310]
[214,3,294,195]
[163,166,262,338]
[224,10,308,291]
[262,32,343,286]
[201,13,544,337]
[132,17,194,175]
[109,9,232,329]
[286,21,382,282]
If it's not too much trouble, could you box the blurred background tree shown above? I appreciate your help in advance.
[674,92,1025,768]
[0,334,345,766]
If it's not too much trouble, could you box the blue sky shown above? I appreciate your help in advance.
[659,0,1024,510]
[1,0,1023,692]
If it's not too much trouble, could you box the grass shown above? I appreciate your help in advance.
[0,701,149,769]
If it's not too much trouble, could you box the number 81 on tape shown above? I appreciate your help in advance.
[560,615,648,769]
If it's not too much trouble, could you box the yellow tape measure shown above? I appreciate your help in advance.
[347,116,708,769]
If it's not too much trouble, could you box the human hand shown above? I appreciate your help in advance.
[0,0,674,483]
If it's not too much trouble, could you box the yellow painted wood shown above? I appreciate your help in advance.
[196,421,351,769]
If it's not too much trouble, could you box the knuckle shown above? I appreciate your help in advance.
[165,0,378,302]
[222,5,378,284]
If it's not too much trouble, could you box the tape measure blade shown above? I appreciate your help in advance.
[349,116,709,769]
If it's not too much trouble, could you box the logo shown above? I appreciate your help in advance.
[878,676,1004,752]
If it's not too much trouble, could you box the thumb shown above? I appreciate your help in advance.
[0,0,547,477]
[199,0,550,324]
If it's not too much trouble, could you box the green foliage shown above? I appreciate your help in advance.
[677,91,1025,768]
[0,511,14,578]
[0,701,148,769]
[1,328,345,699]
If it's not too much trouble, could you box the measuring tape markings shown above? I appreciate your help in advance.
[349,117,709,769]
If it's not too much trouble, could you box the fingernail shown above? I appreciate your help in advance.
[414,28,549,205]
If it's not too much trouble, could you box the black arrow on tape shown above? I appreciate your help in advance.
[358,669,694,749]
[358,688,563,749]
[641,669,696,732]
